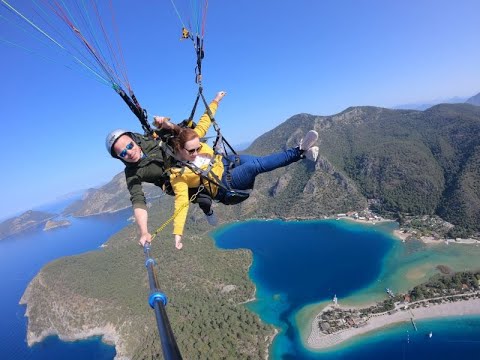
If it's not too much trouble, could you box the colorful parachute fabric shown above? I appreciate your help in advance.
[0,0,131,90]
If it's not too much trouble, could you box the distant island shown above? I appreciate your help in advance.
[44,220,71,231]
[0,210,55,241]
[308,271,480,349]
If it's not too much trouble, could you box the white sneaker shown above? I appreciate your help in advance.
[305,146,319,162]
[206,211,218,226]
[299,130,318,151]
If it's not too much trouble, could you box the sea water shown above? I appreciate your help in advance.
[0,205,130,359]
[2,212,479,360]
[214,219,480,360]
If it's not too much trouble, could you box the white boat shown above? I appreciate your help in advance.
[429,331,433,338]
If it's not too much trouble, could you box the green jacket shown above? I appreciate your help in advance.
[124,100,219,210]
[124,133,172,210]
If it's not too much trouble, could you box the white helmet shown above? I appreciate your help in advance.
[105,129,130,157]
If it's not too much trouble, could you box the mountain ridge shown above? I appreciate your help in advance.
[466,92,480,106]
[5,102,478,238]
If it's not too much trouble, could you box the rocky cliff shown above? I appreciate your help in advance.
[44,219,71,231]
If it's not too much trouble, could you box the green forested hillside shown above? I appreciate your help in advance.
[238,104,480,236]
[22,198,273,359]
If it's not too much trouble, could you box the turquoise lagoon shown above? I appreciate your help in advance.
[213,219,480,359]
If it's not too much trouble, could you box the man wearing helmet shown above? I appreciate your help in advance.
[105,91,226,247]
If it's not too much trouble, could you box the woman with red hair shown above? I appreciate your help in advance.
[157,91,319,250]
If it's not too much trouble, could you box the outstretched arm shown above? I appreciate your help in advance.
[153,116,175,130]
[194,91,227,138]
[125,171,152,246]
[152,91,226,137]
[134,207,152,246]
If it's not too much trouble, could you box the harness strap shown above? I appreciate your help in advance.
[158,140,184,179]
[114,85,153,137]
[180,157,250,203]
[181,160,228,194]
[187,92,201,126]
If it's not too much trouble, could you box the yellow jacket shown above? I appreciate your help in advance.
[169,101,225,236]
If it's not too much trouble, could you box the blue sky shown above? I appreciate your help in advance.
[1,0,480,218]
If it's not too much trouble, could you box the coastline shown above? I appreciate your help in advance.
[21,301,126,359]
[307,297,480,350]
[230,216,480,358]
[247,214,479,247]
[300,215,480,353]
[213,231,280,359]
[26,324,120,349]
[20,272,128,359]
[265,328,279,360]
[337,214,480,246]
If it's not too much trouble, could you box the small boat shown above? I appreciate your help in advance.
[429,331,433,338]
[385,288,395,297]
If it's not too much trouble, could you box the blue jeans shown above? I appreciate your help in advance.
[221,147,302,191]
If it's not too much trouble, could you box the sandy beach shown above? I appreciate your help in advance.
[307,297,480,349]
[337,214,480,245]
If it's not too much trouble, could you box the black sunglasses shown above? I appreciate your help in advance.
[184,144,202,155]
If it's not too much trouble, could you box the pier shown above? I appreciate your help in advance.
[409,310,418,331]
[410,317,418,331]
